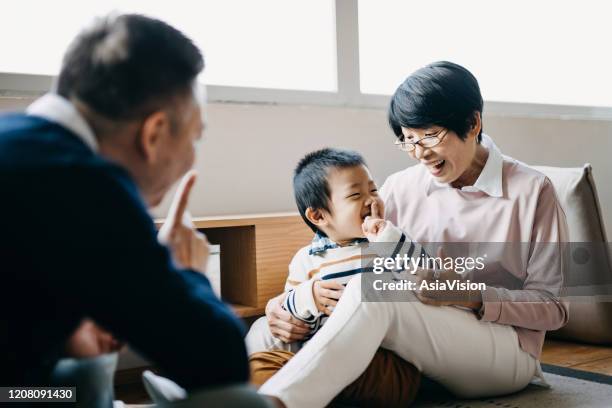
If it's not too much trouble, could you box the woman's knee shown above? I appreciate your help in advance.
[340,275,401,323]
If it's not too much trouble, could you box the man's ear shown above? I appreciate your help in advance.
[139,111,170,163]
[305,207,329,229]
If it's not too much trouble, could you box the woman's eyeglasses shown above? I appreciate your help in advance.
[394,128,449,152]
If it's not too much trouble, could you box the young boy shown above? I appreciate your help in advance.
[246,148,426,354]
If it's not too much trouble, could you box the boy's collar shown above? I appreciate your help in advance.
[309,232,368,255]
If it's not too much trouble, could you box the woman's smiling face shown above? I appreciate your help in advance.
[401,116,481,185]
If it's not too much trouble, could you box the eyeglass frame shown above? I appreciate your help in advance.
[394,128,449,152]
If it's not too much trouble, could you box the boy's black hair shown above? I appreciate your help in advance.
[388,61,483,143]
[293,148,366,236]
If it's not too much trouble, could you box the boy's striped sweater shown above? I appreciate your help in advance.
[282,222,427,336]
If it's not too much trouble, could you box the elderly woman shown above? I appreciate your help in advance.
[259,61,569,408]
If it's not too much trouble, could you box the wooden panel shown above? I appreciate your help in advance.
[231,304,265,318]
[203,226,257,307]
[154,212,302,229]
[254,217,313,308]
[155,213,312,309]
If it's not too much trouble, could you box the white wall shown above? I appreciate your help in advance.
[2,97,611,235]
[152,102,612,236]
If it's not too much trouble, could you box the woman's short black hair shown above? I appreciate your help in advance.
[388,61,483,143]
[293,148,366,236]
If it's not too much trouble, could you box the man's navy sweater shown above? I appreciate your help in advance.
[0,114,249,388]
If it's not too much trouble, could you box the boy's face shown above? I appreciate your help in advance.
[320,164,384,242]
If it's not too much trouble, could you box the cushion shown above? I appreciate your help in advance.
[532,164,612,343]
[249,348,421,407]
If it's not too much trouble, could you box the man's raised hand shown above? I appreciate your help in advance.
[158,170,210,273]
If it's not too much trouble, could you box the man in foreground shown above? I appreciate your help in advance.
[0,13,267,406]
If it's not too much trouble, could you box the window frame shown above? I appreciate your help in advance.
[1,0,612,120]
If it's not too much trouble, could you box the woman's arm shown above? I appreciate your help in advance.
[479,178,569,331]
[414,178,569,331]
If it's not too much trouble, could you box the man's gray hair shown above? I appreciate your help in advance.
[56,14,204,120]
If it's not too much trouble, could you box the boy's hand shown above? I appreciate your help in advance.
[362,201,387,241]
[313,280,344,315]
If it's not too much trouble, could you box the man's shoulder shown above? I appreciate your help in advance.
[0,112,46,130]
[0,115,145,230]
[0,113,95,165]
[0,113,134,190]
[0,113,71,140]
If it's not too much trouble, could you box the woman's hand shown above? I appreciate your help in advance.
[313,280,344,315]
[265,293,311,343]
[415,270,483,310]
[414,247,483,311]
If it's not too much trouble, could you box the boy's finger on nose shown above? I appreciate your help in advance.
[371,201,379,218]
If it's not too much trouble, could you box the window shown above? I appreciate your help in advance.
[2,0,612,115]
[358,0,612,107]
[0,0,337,91]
